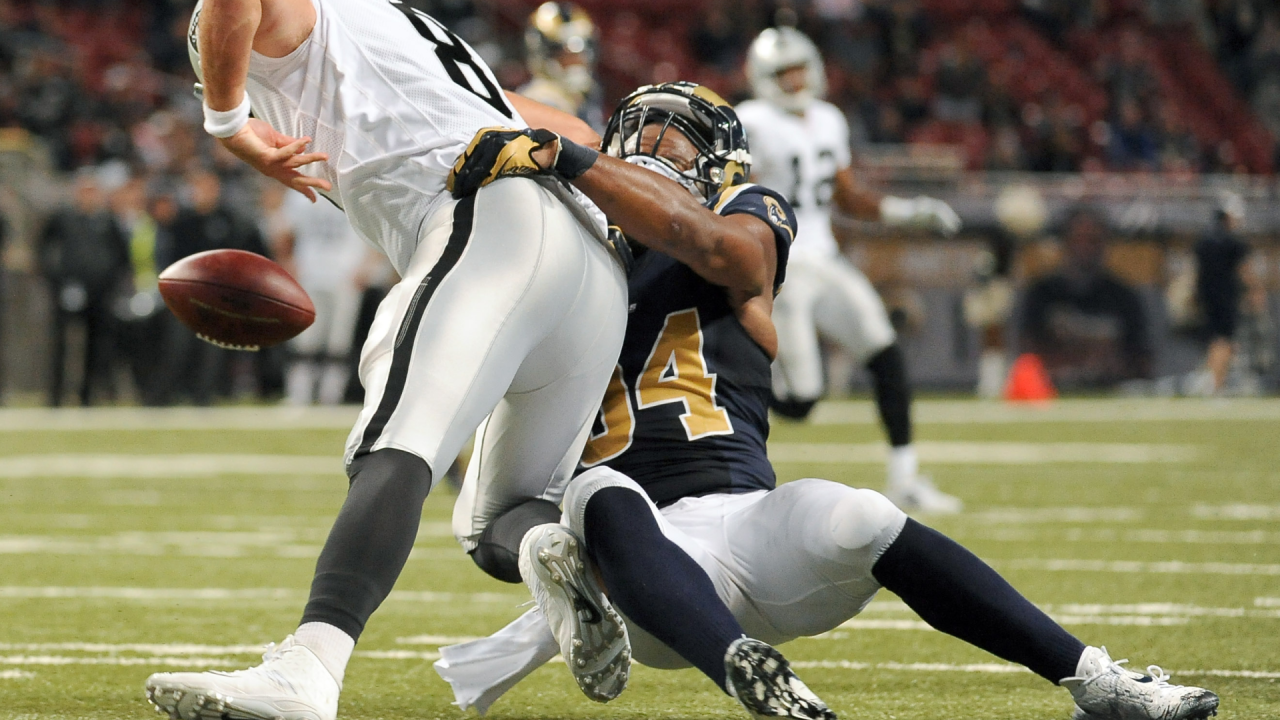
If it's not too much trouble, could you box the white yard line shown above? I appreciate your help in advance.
[0,586,525,604]
[768,442,1197,465]
[0,669,34,679]
[955,527,1280,545]
[0,455,341,478]
[808,398,1280,425]
[789,660,1280,679]
[961,507,1147,524]
[0,399,1273,432]
[1001,559,1280,576]
[1192,504,1280,521]
[0,407,358,432]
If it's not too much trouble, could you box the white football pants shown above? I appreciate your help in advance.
[342,178,627,549]
[772,254,896,401]
[432,468,907,713]
[564,466,907,668]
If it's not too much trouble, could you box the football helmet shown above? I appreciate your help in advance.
[526,2,597,96]
[602,81,751,200]
[746,27,826,113]
[187,0,204,91]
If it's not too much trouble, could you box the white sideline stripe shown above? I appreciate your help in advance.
[789,660,1280,679]
[767,442,1196,465]
[1256,598,1280,607]
[0,669,34,679]
[809,398,1280,425]
[0,406,358,432]
[1002,559,1280,576]
[0,587,525,604]
[0,455,341,478]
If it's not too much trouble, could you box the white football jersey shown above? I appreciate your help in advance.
[242,0,590,275]
[735,98,851,260]
[281,192,370,291]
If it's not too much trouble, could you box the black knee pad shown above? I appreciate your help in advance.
[770,395,818,420]
[469,498,562,583]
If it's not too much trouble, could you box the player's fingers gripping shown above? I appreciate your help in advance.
[448,127,559,198]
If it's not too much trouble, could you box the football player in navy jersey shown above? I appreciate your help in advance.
[438,84,1218,720]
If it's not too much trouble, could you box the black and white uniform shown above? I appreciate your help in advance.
[432,185,907,710]
[241,0,627,547]
[736,98,895,401]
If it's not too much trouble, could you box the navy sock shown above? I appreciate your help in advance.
[872,519,1085,683]
[583,486,743,692]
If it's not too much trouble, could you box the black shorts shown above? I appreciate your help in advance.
[1203,302,1239,341]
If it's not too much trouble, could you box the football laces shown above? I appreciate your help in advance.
[196,334,260,352]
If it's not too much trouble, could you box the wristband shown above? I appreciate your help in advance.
[203,94,251,139]
[878,195,917,226]
[553,136,599,179]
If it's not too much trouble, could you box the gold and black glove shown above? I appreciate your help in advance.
[447,127,558,198]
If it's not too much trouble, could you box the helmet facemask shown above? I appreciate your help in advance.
[603,83,751,201]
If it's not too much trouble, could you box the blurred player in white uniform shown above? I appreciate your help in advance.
[144,1,626,718]
[518,2,604,133]
[736,27,962,513]
[271,190,374,405]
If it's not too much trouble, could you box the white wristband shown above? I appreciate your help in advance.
[878,195,917,226]
[203,94,251,139]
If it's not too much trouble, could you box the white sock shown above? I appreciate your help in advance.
[294,622,355,687]
[887,444,918,490]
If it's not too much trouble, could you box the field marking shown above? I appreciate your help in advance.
[0,669,34,679]
[955,527,1280,545]
[0,586,525,604]
[790,660,1280,679]
[396,635,486,645]
[1256,598,1280,607]
[768,442,1196,465]
[1,643,1274,680]
[963,507,1146,524]
[0,406,358,432]
[808,398,1280,425]
[0,454,342,478]
[0,399,1273,433]
[1002,559,1280,576]
[1192,504,1280,521]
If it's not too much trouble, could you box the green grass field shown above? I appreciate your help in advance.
[1,399,1278,719]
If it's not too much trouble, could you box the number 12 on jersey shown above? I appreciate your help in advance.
[582,309,734,467]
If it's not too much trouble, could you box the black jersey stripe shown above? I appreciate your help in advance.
[355,194,476,458]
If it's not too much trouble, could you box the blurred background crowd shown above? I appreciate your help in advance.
[0,0,1277,406]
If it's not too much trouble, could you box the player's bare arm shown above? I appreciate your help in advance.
[567,131,776,302]
[505,91,601,147]
[198,0,331,200]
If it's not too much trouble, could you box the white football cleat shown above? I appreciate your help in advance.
[1062,646,1219,720]
[724,637,837,719]
[885,475,963,515]
[145,635,339,720]
[518,523,630,703]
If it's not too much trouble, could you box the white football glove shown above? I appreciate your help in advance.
[880,195,962,236]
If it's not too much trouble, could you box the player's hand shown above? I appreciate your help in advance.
[448,127,560,199]
[219,119,332,202]
[881,195,962,236]
[915,197,962,236]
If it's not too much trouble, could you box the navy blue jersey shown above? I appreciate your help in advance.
[580,184,797,506]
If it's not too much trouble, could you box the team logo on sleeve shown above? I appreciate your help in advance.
[762,196,794,241]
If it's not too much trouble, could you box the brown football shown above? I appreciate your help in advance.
[158,249,315,350]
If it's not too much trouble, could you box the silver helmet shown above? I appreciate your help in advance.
[187,0,204,90]
[745,27,825,113]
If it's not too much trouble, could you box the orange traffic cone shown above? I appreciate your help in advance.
[1003,353,1056,403]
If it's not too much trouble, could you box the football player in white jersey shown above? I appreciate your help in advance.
[144,1,628,718]
[736,27,962,514]
[518,2,605,133]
